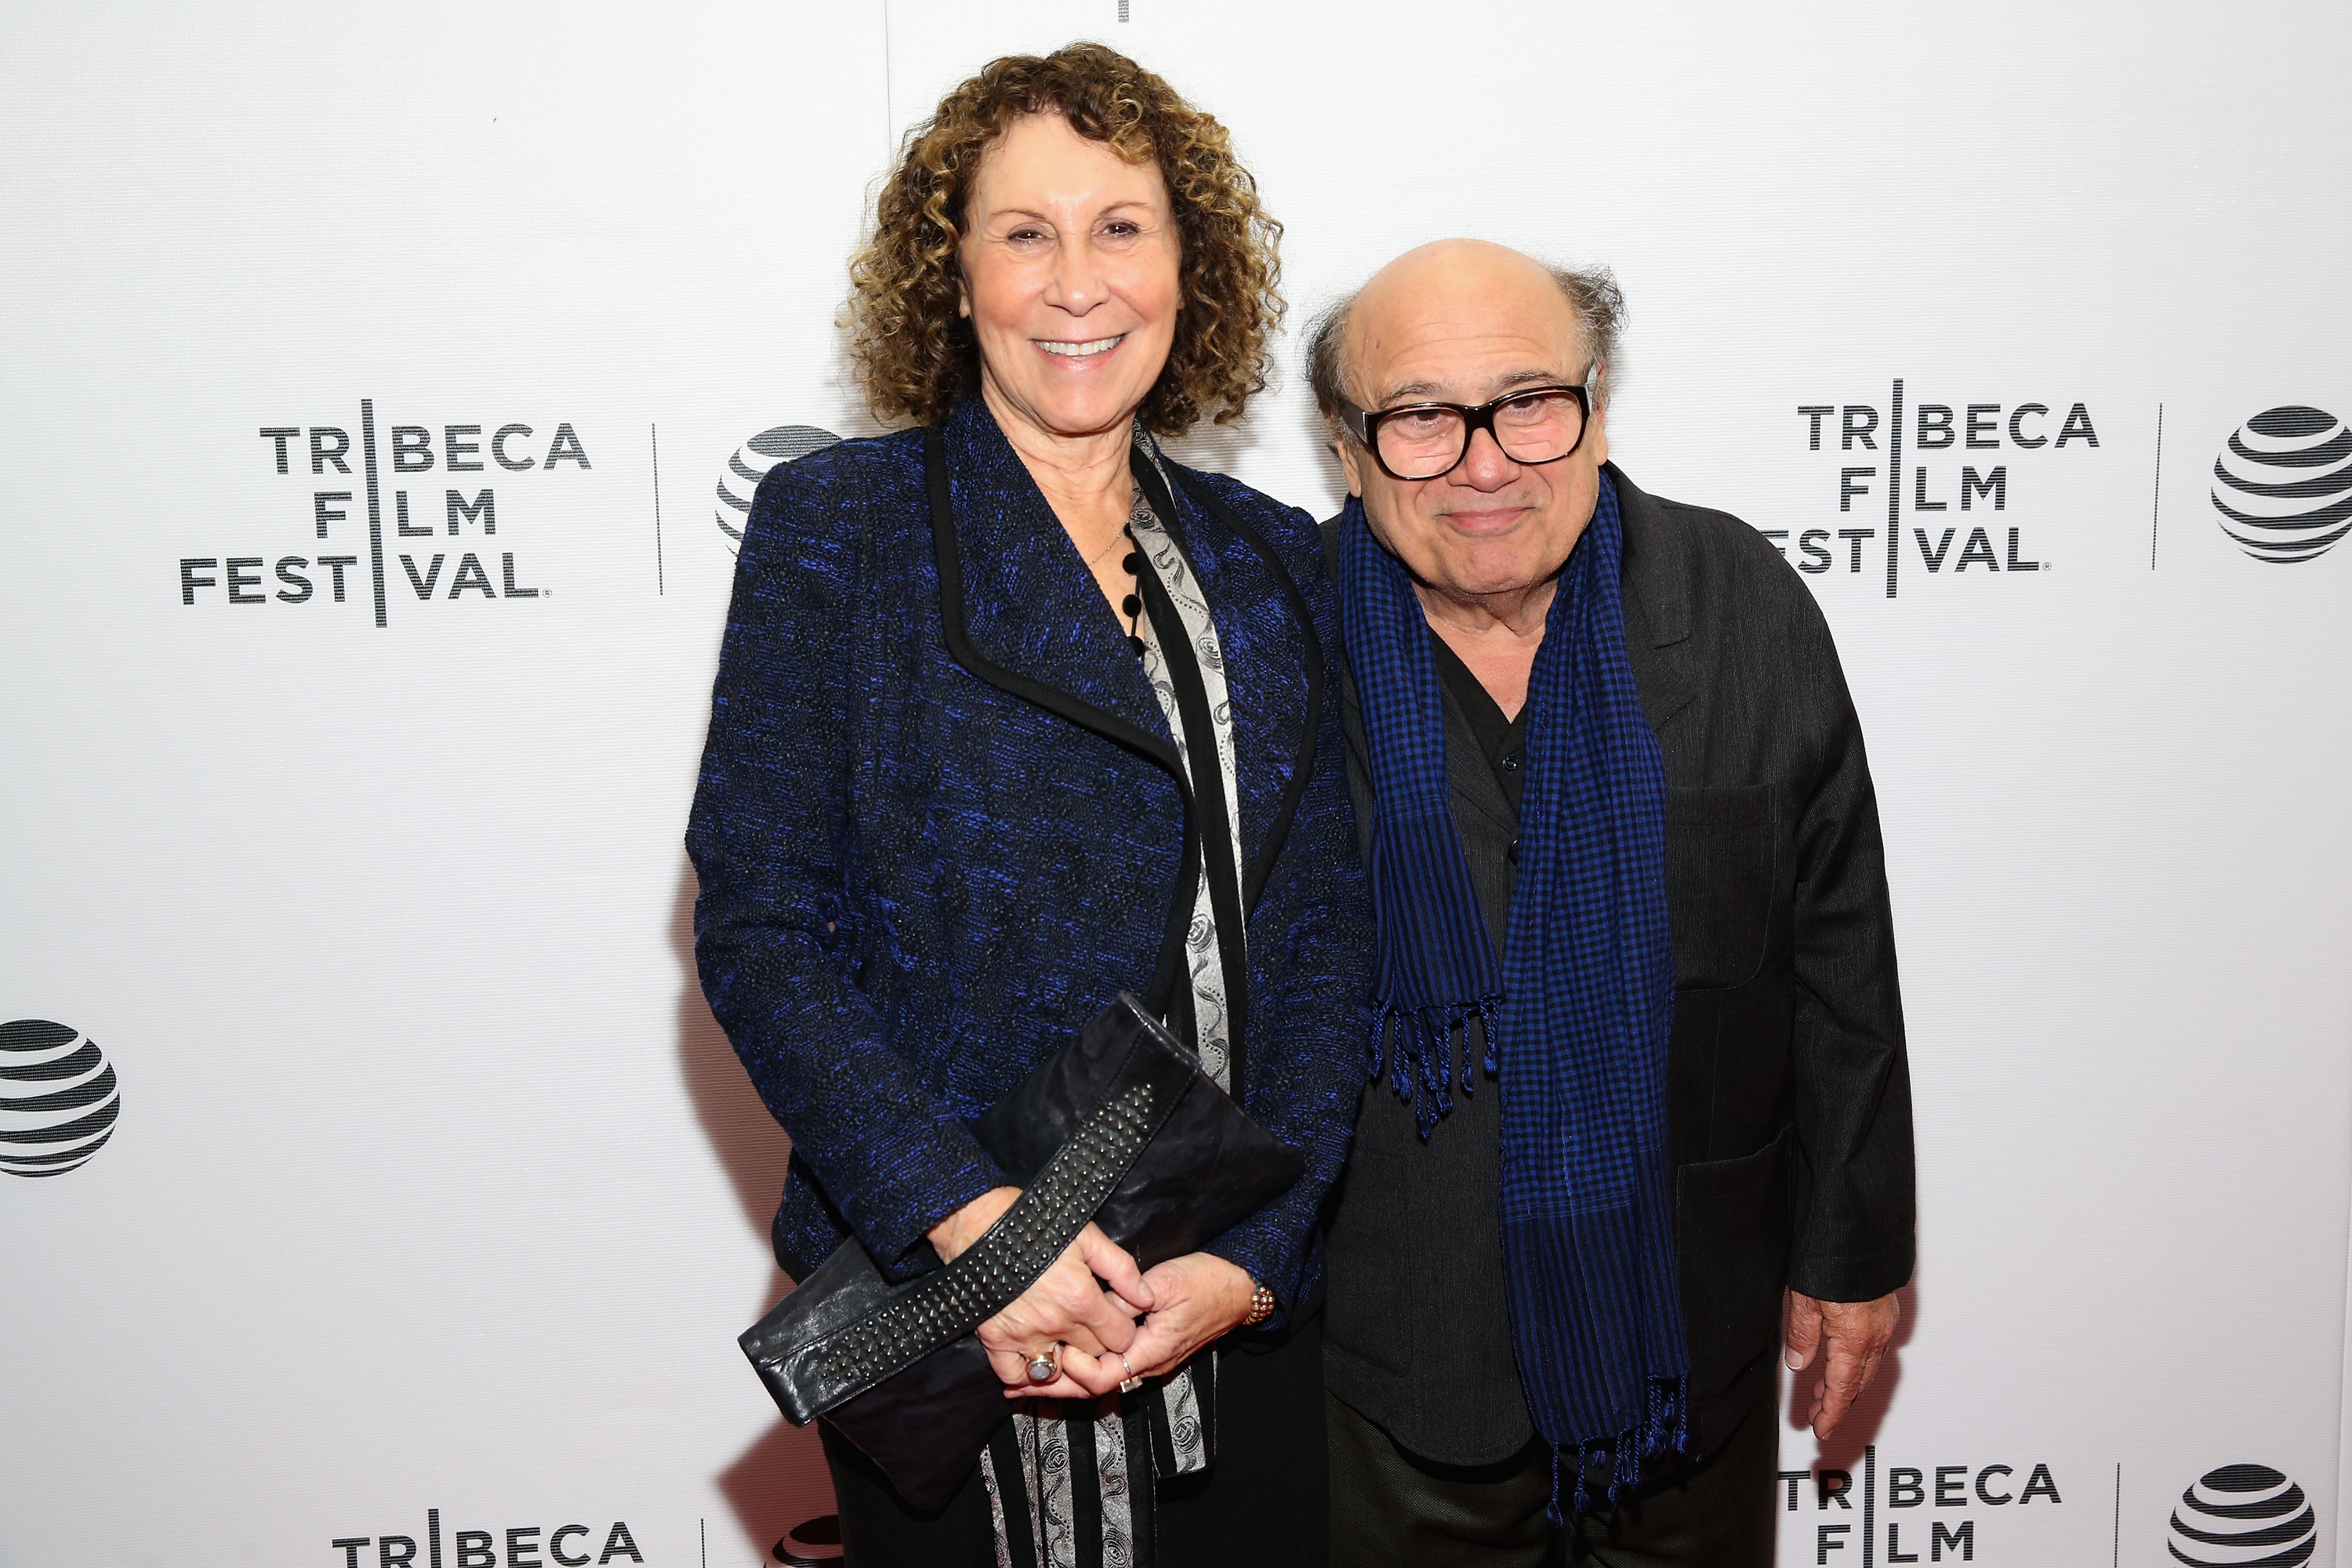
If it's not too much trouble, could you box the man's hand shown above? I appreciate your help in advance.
[1784,1289,1900,1438]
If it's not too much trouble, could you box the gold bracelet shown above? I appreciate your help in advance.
[1242,1279,1276,1327]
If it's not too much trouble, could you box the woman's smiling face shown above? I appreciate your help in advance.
[958,112,1182,444]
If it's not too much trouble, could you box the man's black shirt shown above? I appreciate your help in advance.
[1428,630,1527,819]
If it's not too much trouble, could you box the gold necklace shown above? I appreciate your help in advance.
[1083,528,1130,571]
[1082,488,1142,571]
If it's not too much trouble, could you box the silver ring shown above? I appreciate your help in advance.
[1025,1348,1059,1385]
[1117,1353,1143,1395]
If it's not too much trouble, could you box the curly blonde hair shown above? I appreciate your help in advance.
[847,42,1283,436]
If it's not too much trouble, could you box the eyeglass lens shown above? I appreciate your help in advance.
[1377,390,1585,480]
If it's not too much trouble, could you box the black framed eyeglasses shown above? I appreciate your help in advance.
[1339,367,1599,481]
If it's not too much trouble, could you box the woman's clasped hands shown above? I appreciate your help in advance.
[927,1186,1258,1402]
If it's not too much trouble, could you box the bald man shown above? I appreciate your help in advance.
[1311,241,1915,1566]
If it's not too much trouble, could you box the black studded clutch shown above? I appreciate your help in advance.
[736,993,1306,1510]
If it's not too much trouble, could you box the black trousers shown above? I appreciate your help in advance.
[1327,1352,1780,1567]
[825,1312,1328,1568]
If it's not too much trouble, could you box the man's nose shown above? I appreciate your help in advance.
[1451,424,1519,489]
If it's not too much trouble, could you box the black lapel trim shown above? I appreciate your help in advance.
[1131,545,1252,1098]
[927,427,1187,774]
[988,1424,1040,1568]
[1145,456,1327,909]
[926,427,1201,1017]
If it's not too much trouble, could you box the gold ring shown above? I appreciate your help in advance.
[1025,1347,1059,1385]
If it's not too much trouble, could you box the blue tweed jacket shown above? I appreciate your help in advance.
[688,396,1372,1322]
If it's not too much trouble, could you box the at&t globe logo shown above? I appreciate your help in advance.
[717,425,842,550]
[2167,1463,2314,1566]
[1,1019,122,1177]
[2210,406,2352,564]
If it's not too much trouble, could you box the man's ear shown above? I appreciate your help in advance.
[1588,400,1609,470]
[1330,423,1366,498]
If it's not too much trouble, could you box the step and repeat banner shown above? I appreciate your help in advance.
[4,3,2347,1565]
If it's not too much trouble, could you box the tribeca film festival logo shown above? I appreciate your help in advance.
[1784,1448,2062,1563]
[1783,384,2101,596]
[714,425,841,551]
[2167,1464,2316,1567]
[332,1508,650,1567]
[0,1019,122,1178]
[179,402,590,626]
[2209,406,2352,564]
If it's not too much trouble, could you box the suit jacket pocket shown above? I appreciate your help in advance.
[1674,1124,1794,1406]
[1664,784,1775,990]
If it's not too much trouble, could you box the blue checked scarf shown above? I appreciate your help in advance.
[1338,472,1688,1514]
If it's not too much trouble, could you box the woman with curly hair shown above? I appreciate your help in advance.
[688,42,1369,1567]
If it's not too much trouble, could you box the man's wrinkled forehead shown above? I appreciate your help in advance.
[1345,280,1584,409]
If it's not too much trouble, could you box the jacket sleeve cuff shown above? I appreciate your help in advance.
[814,1123,1011,1279]
[1787,1239,1915,1305]
[1203,1209,1301,1329]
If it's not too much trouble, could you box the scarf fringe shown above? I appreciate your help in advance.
[1543,1374,1691,1526]
[1368,996,1502,1138]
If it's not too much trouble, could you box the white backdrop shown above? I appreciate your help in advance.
[4,5,2348,1566]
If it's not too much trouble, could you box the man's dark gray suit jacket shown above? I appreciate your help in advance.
[1321,462,1916,1467]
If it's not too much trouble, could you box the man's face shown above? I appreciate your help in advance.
[1334,243,1608,604]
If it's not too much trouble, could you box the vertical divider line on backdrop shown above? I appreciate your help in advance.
[362,397,388,627]
[1882,377,1904,599]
